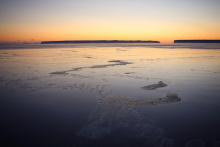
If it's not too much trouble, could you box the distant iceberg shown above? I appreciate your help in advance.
[41,40,160,44]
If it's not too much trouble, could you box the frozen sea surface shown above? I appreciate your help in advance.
[0,43,220,147]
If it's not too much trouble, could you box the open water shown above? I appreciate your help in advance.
[0,43,220,147]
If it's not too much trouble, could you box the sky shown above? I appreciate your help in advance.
[0,0,220,43]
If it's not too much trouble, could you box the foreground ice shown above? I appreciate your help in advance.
[101,93,180,106]
[77,104,173,147]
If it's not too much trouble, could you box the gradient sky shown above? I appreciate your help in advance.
[0,0,220,43]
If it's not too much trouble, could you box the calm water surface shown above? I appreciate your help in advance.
[0,43,220,147]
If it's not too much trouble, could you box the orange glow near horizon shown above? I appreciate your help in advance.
[1,20,219,43]
[1,22,220,43]
[1,1,220,44]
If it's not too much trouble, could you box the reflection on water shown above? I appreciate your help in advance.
[0,44,220,147]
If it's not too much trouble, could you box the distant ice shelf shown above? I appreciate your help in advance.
[174,40,220,43]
